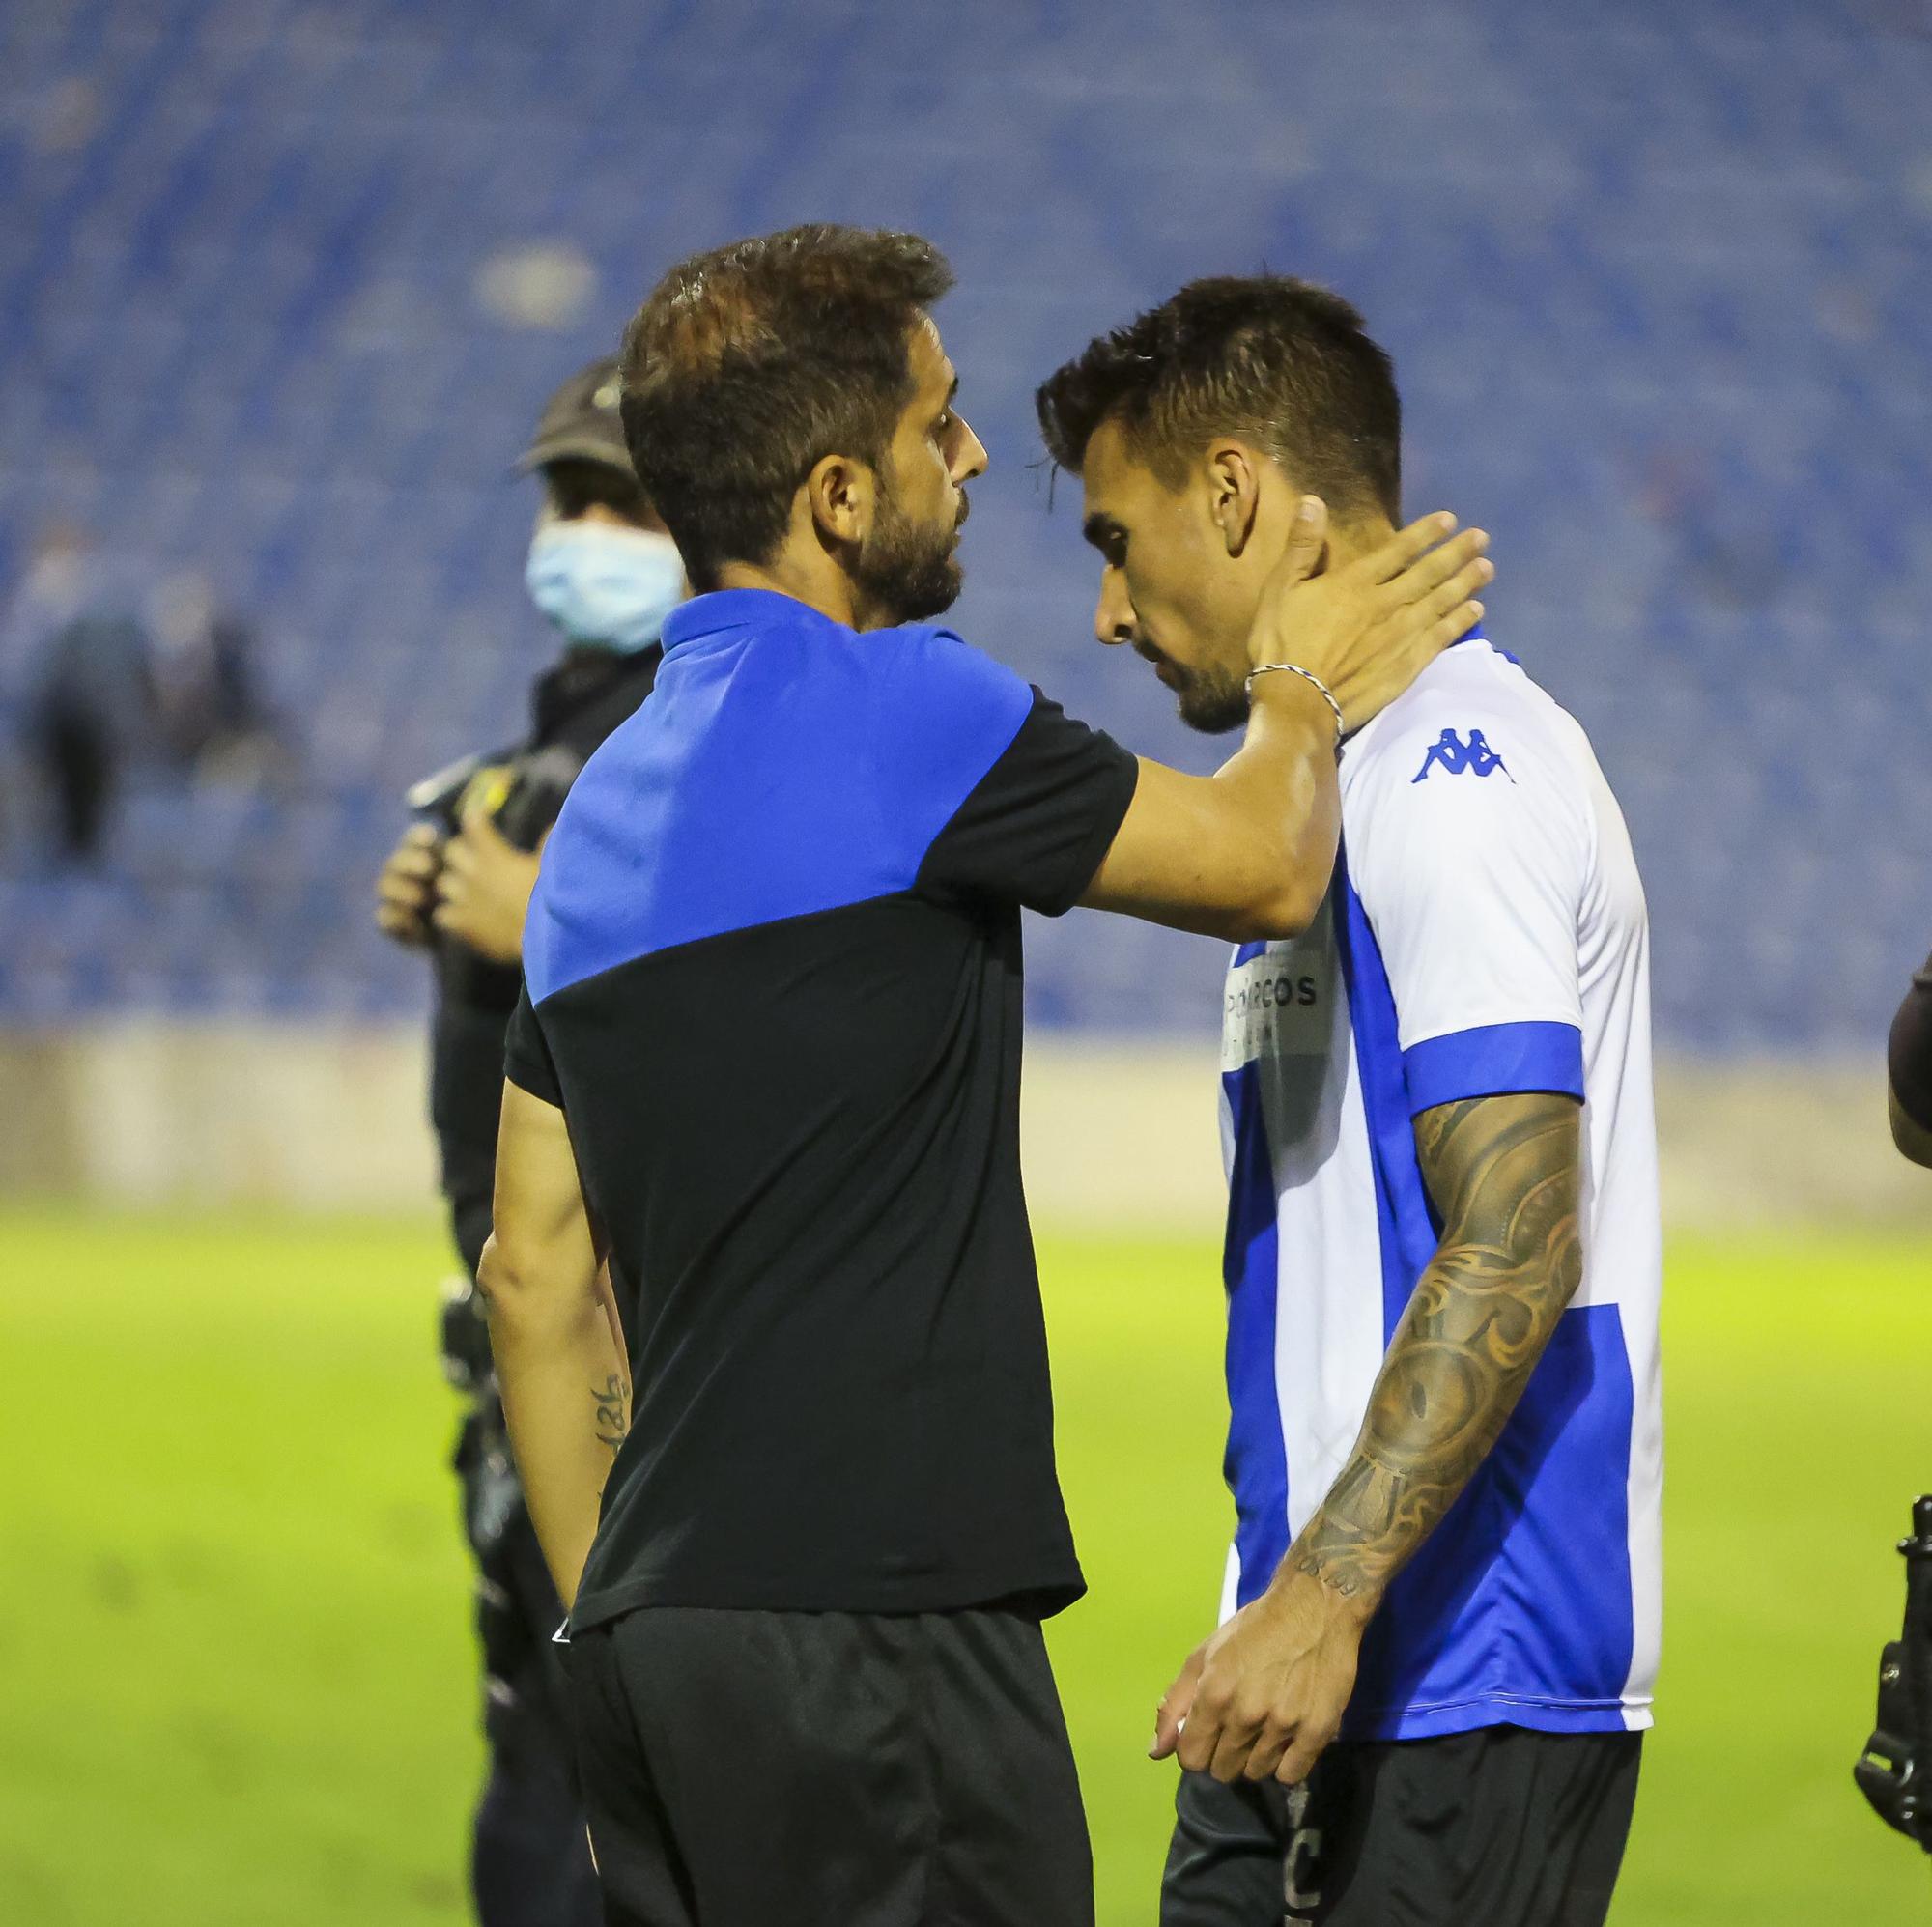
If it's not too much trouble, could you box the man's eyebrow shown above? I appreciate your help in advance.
[942,371,960,408]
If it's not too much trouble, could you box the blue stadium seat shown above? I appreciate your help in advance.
[2,0,1929,1045]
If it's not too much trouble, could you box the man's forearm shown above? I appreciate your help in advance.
[1284,1092,1583,1609]
[480,1246,630,1609]
[1082,678,1339,941]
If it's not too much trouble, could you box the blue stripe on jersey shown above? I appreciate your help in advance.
[1222,947,1292,1612]
[1404,1020,1585,1116]
[1449,621,1521,667]
[1348,1304,1636,1739]
[1336,871,1443,1341]
[524,590,1034,1005]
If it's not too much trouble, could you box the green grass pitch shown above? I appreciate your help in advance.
[2,1207,1928,1923]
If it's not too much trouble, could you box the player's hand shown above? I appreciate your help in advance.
[375,823,443,949]
[1246,500,1492,733]
[434,802,542,966]
[1149,1567,1369,1786]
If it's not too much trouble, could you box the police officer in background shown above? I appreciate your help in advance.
[374,357,682,1927]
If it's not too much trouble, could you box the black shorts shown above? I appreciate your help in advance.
[561,1604,1093,1927]
[1161,1724,1641,1927]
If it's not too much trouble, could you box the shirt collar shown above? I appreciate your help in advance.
[661,587,844,653]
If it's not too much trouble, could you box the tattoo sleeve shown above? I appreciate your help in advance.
[1286,1088,1584,1605]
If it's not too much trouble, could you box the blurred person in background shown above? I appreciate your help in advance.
[373,355,683,1927]
[1038,276,1660,1927]
[1888,953,1932,1167]
[145,568,283,780]
[12,522,151,863]
[8,525,285,863]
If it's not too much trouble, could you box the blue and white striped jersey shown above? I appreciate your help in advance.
[1217,635,1663,1741]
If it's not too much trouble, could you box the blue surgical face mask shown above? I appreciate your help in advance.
[525,520,685,654]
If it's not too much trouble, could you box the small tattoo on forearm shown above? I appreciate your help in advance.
[593,1374,627,1454]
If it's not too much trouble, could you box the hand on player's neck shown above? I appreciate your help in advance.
[1317,512,1397,575]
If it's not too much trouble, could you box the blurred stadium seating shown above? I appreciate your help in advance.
[2,0,1929,1047]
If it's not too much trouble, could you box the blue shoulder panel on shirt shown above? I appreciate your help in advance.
[1403,1020,1586,1116]
[524,590,1032,1004]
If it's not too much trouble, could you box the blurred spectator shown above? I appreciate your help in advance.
[146,569,284,780]
[6,527,287,866]
[14,523,151,864]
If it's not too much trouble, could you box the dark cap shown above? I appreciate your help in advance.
[516,355,635,477]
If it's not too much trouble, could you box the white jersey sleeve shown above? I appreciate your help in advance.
[1345,688,1592,1116]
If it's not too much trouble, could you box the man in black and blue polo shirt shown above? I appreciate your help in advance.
[477,223,1491,1927]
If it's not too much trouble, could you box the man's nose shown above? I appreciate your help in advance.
[1094,567,1136,647]
[953,416,989,485]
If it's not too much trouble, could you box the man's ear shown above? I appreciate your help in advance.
[1206,441,1264,559]
[804,452,874,553]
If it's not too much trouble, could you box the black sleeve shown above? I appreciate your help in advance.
[1888,952,1932,1132]
[503,983,564,1108]
[915,687,1140,917]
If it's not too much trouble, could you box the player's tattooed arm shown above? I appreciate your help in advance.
[1287,1088,1585,1608]
[1153,1088,1584,1788]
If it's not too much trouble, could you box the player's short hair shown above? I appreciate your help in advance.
[541,456,653,526]
[1035,275,1402,523]
[618,225,955,590]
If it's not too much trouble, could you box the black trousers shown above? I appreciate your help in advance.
[1161,1725,1641,1927]
[457,1412,602,1927]
[562,1604,1094,1927]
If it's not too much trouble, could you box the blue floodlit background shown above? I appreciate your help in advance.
[3,0,1928,1045]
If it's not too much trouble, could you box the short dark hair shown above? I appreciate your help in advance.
[618,225,955,590]
[1035,275,1401,523]
[541,457,652,525]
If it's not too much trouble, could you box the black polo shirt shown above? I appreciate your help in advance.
[505,588,1138,1629]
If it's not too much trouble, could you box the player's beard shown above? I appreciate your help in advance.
[1148,647,1247,734]
[857,489,968,624]
[1177,666,1250,735]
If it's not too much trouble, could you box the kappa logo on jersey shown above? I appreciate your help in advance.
[1411,726,1513,784]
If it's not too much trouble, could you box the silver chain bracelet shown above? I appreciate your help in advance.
[1245,662,1346,746]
